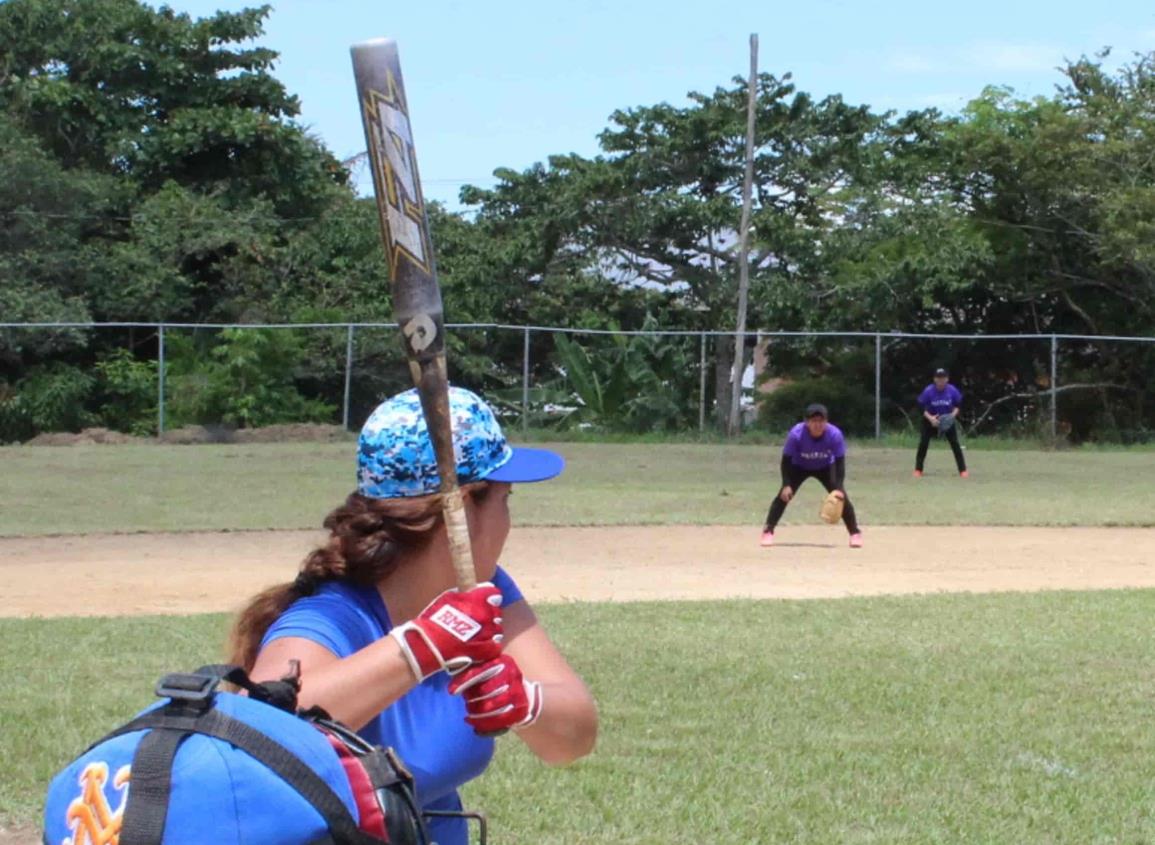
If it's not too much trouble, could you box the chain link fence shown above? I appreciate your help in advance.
[1,322,1153,443]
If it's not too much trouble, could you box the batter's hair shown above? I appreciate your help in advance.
[229,484,489,670]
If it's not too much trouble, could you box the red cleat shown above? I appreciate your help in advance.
[960,470,969,478]
[849,533,864,548]
[759,530,775,548]
[912,470,923,478]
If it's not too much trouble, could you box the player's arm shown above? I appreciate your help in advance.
[250,585,504,730]
[250,636,416,731]
[832,456,847,491]
[779,454,795,501]
[495,599,598,765]
[951,387,962,417]
[778,432,797,500]
[918,388,937,423]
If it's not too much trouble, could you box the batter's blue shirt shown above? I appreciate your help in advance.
[261,567,524,845]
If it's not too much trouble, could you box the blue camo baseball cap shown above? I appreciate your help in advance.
[357,386,564,498]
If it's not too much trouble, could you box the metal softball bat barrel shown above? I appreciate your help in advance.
[351,38,476,590]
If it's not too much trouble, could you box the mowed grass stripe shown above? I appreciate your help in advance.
[2,442,1154,535]
[6,591,1155,841]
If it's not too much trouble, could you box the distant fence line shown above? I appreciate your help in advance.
[3,322,1154,440]
[6,321,1155,342]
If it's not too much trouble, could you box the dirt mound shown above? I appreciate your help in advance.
[25,423,353,446]
[26,427,144,446]
[158,423,353,444]
[233,423,353,443]
[157,425,235,444]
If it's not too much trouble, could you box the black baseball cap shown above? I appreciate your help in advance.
[804,403,828,419]
[934,368,949,377]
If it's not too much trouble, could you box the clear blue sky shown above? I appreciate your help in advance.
[168,0,1155,208]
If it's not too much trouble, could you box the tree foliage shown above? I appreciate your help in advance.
[1,1,1153,440]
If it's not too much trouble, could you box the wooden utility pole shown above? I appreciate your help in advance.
[727,33,758,436]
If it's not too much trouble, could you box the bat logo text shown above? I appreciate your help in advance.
[403,313,438,353]
[364,73,432,276]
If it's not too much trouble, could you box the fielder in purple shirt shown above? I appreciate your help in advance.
[760,403,863,549]
[914,368,968,477]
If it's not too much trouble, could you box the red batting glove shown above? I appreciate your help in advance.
[388,583,504,682]
[449,654,544,736]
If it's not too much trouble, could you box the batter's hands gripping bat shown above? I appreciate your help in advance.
[351,38,476,590]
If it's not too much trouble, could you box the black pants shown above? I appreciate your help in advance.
[764,465,860,534]
[915,418,967,472]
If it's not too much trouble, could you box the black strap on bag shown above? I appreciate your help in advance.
[116,726,186,845]
[194,662,303,712]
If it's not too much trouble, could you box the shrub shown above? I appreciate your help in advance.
[165,329,335,428]
[756,376,876,436]
[0,364,95,442]
[94,349,157,435]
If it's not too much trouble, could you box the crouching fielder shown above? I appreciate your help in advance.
[760,403,863,549]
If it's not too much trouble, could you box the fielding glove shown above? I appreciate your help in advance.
[819,490,845,524]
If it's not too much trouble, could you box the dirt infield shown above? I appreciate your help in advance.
[4,525,1155,618]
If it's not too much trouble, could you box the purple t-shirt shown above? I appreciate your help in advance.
[782,422,847,470]
[918,383,963,415]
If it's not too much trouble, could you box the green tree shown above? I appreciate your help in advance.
[0,113,115,358]
[818,56,1155,437]
[0,112,117,434]
[0,0,343,216]
[0,0,358,437]
[461,73,884,425]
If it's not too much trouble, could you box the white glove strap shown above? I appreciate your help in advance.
[388,621,443,682]
[515,680,544,730]
[454,662,507,697]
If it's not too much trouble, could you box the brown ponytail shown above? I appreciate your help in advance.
[229,485,487,669]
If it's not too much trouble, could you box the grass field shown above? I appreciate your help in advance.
[3,441,1155,535]
[5,440,1155,842]
[7,592,1155,841]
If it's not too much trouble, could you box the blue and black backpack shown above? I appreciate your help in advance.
[43,664,487,845]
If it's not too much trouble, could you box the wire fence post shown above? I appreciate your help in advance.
[157,324,166,436]
[1050,334,1058,442]
[522,327,531,433]
[342,324,355,430]
[699,332,707,432]
[875,333,882,440]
